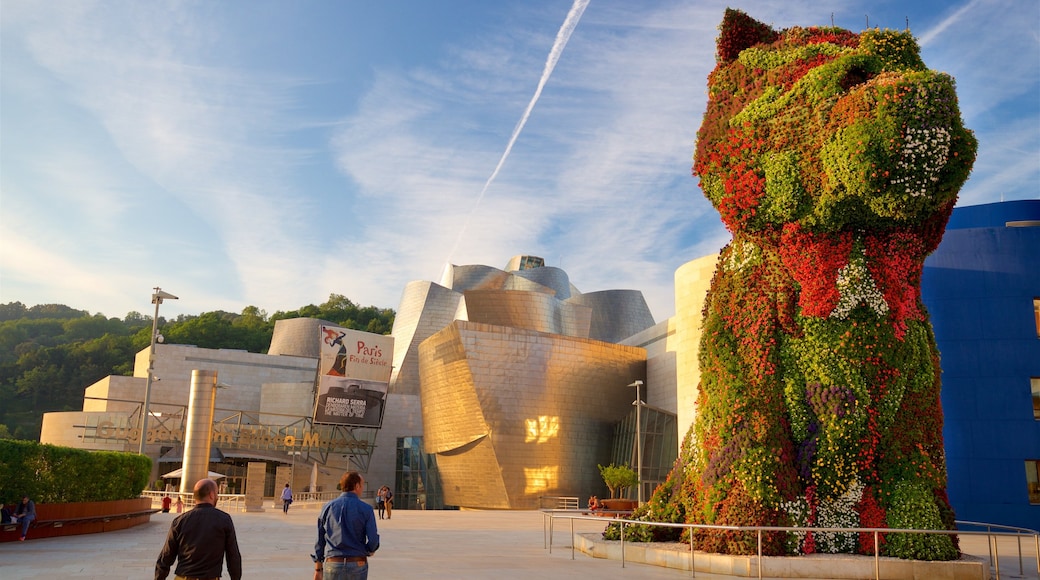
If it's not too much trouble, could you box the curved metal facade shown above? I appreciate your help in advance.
[419,320,647,509]
[389,255,658,509]
[268,317,336,358]
[462,289,592,336]
[512,266,572,299]
[566,289,655,343]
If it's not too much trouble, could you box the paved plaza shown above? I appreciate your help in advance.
[0,503,691,580]
[1,501,1036,579]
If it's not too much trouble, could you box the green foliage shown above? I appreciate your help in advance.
[883,481,959,560]
[598,463,638,499]
[0,439,150,503]
[603,454,688,542]
[860,29,925,71]
[0,294,395,440]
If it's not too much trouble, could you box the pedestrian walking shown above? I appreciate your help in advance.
[155,478,242,580]
[281,483,293,513]
[312,471,379,579]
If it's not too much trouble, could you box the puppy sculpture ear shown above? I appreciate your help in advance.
[716,8,778,63]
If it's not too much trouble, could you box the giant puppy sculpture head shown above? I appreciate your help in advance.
[694,9,976,234]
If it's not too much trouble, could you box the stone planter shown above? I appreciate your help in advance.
[600,498,638,512]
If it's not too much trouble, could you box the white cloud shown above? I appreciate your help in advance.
[2,0,1036,322]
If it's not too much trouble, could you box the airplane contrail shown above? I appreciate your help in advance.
[445,0,591,265]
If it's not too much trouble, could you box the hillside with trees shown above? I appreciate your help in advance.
[0,295,394,440]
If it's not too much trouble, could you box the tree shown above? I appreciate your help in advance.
[598,463,638,499]
[0,295,395,439]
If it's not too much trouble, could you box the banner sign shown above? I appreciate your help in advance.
[314,325,394,428]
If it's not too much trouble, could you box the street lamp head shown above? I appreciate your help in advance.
[152,289,179,304]
[628,380,644,387]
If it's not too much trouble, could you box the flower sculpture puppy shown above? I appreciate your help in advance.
[650,10,976,560]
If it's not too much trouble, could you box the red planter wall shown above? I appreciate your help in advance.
[0,498,155,542]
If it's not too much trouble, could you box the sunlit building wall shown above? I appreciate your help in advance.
[389,255,658,509]
[419,320,646,509]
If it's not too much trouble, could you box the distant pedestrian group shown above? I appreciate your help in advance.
[375,486,393,520]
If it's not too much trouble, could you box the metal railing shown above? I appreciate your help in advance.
[538,496,580,510]
[143,491,246,513]
[542,509,1040,580]
[956,519,1039,580]
[282,491,342,505]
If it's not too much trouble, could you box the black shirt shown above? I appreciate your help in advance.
[155,502,242,580]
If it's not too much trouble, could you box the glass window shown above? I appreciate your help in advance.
[1033,377,1040,421]
[1034,298,1039,338]
[395,436,446,510]
[1027,460,1040,505]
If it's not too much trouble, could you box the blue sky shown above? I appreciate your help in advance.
[2,0,1037,323]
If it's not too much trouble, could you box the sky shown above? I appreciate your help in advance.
[2,0,1038,323]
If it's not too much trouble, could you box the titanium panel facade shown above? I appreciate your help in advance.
[268,317,337,358]
[462,289,592,337]
[390,281,463,397]
[419,320,647,509]
[567,289,655,343]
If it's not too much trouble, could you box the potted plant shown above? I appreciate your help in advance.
[597,464,638,511]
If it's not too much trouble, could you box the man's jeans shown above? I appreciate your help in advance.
[324,560,368,580]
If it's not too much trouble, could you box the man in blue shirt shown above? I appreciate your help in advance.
[313,471,379,580]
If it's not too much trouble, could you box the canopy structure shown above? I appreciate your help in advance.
[160,468,226,480]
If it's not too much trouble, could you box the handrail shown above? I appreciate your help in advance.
[142,491,247,513]
[286,491,342,504]
[145,490,360,514]
[956,519,1040,579]
[541,509,1040,580]
[538,496,580,510]
[956,519,1039,534]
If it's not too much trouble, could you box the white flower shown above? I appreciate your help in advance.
[814,480,864,553]
[726,239,758,272]
[830,245,888,319]
[889,127,951,198]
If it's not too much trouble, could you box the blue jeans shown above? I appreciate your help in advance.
[324,560,368,580]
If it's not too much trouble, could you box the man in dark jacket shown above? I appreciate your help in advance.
[156,478,242,580]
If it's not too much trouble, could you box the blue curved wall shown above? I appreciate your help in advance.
[922,200,1040,531]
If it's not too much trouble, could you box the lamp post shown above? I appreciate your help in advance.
[138,287,178,455]
[628,380,644,505]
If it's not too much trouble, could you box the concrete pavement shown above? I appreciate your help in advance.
[0,502,689,580]
[0,500,1035,579]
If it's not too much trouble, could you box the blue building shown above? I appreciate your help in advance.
[922,200,1040,531]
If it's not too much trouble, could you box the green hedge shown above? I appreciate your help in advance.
[0,439,150,504]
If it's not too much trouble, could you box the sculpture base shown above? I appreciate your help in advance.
[575,533,989,579]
